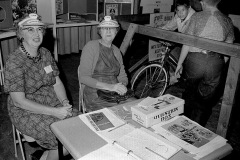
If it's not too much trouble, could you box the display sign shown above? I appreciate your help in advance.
[142,4,172,13]
[148,40,168,61]
[140,0,174,6]
[149,12,174,28]
[105,4,119,16]
[105,0,132,3]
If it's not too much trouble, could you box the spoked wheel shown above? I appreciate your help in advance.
[131,63,169,99]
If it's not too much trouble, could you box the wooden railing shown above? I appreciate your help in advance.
[118,20,240,138]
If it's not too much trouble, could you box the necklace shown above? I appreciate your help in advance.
[20,44,41,63]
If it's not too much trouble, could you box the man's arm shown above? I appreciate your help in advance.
[175,45,190,75]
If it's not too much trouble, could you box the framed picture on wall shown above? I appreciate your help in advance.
[105,3,119,17]
[55,0,63,15]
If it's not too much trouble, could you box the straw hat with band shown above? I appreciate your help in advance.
[98,16,119,28]
[18,13,46,27]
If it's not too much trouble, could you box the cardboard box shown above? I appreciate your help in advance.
[131,94,184,128]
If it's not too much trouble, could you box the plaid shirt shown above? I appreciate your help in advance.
[184,9,235,53]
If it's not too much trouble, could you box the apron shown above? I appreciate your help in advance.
[84,43,121,112]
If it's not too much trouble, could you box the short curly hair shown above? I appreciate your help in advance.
[176,0,191,8]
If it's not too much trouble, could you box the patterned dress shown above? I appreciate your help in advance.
[4,47,65,149]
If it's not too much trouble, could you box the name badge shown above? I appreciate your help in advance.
[44,65,53,74]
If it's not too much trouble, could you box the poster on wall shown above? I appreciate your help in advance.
[55,0,63,15]
[149,12,174,28]
[105,4,118,17]
[11,0,37,25]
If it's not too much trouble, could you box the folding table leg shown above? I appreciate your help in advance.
[57,139,64,160]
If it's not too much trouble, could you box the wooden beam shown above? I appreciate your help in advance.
[120,23,139,56]
[128,55,148,73]
[133,0,141,14]
[119,21,240,59]
[217,58,240,137]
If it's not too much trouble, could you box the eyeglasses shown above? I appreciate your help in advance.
[22,27,45,34]
[100,27,117,31]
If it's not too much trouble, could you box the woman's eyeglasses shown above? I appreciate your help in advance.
[22,27,45,34]
[100,27,117,32]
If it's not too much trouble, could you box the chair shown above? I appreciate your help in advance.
[12,124,35,160]
[78,66,86,114]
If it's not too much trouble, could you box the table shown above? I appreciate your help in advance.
[50,100,233,160]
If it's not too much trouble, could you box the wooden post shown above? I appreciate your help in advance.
[217,57,240,137]
[120,23,138,56]
[133,0,141,14]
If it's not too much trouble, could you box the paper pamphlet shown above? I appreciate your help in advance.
[79,108,125,132]
[79,128,181,160]
[151,116,227,159]
[79,108,135,142]
[110,105,132,121]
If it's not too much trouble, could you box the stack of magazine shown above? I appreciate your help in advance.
[78,108,181,160]
[151,115,228,159]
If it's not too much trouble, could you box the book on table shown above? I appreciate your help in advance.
[78,108,181,160]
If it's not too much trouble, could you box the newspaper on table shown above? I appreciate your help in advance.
[151,115,227,159]
[79,108,135,142]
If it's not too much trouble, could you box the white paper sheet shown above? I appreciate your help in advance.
[117,128,181,160]
[79,143,137,160]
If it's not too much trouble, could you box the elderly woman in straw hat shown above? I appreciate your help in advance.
[4,13,78,159]
[78,16,134,112]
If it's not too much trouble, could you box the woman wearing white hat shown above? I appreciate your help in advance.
[78,16,134,112]
[4,13,79,160]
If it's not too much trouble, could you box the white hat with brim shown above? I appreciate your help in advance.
[18,13,47,27]
[98,16,119,28]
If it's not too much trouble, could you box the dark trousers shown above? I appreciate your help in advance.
[182,51,225,126]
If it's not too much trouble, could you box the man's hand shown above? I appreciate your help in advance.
[175,64,183,76]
